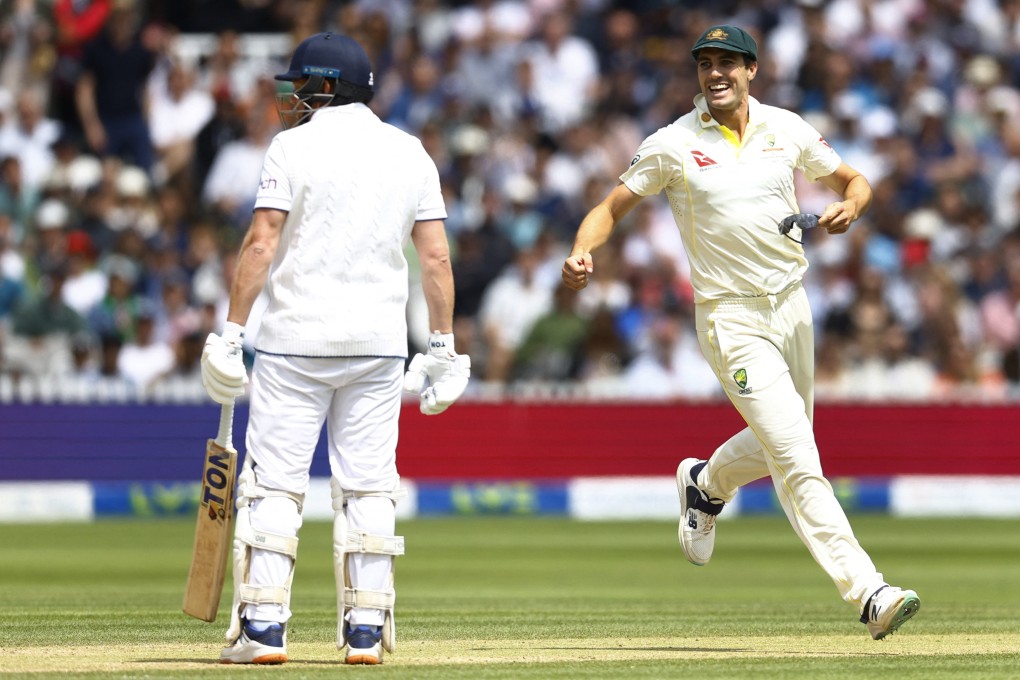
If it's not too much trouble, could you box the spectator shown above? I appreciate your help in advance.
[32,198,71,280]
[199,29,265,108]
[0,155,40,241]
[0,212,25,320]
[62,229,105,317]
[0,89,61,191]
[510,283,587,383]
[619,305,721,401]
[477,244,552,382]
[51,0,112,137]
[76,0,164,173]
[86,253,141,342]
[7,263,86,378]
[201,111,274,228]
[841,321,938,402]
[574,303,630,393]
[116,301,174,393]
[520,8,599,134]
[147,59,215,193]
[385,53,446,135]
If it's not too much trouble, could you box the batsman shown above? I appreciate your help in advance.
[562,25,919,640]
[200,32,469,665]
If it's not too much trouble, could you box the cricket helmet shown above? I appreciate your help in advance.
[274,32,374,128]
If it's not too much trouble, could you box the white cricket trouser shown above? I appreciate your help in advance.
[695,283,886,610]
[243,353,403,624]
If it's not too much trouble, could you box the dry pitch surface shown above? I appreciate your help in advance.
[3,634,1020,674]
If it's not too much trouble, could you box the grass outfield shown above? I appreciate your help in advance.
[1,516,1018,678]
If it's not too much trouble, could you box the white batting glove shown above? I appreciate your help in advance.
[201,321,248,405]
[403,331,471,415]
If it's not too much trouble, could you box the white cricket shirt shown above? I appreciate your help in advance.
[621,95,840,303]
[253,103,447,357]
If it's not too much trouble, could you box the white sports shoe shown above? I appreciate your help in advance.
[345,625,383,665]
[677,458,725,566]
[863,586,921,640]
[220,620,288,664]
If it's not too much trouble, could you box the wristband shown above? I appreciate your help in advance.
[223,321,245,344]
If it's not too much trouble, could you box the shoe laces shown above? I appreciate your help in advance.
[700,513,717,533]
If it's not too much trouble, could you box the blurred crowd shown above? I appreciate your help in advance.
[2,0,1020,403]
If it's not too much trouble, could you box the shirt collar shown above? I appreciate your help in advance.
[310,102,374,122]
[692,94,762,131]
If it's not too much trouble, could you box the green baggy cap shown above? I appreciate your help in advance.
[691,25,758,61]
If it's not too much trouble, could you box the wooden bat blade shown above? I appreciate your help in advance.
[182,437,237,622]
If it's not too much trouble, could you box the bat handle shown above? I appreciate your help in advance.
[216,401,236,450]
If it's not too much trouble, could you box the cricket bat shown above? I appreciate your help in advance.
[183,401,238,622]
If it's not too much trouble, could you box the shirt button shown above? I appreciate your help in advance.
[701,113,711,122]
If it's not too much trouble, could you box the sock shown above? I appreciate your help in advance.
[860,585,888,623]
[690,461,707,487]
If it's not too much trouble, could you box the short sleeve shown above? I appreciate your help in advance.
[415,144,447,221]
[794,115,842,182]
[619,132,679,197]
[253,136,292,212]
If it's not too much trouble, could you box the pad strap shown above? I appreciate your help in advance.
[342,488,407,503]
[343,587,395,610]
[239,584,290,605]
[346,531,405,556]
[236,521,299,557]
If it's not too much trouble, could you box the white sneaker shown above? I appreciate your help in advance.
[677,458,725,566]
[220,620,288,664]
[345,625,383,665]
[863,586,921,640]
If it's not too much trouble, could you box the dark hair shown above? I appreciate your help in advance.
[694,50,757,67]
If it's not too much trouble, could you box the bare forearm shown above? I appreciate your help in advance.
[570,203,617,257]
[227,241,271,326]
[227,209,284,326]
[842,173,872,222]
[74,76,99,127]
[412,219,455,333]
[421,258,455,334]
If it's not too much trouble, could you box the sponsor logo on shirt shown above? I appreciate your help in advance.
[690,150,719,169]
[260,176,277,190]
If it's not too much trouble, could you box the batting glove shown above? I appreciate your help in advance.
[201,321,248,405]
[403,331,471,415]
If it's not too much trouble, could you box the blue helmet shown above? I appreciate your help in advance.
[275,32,374,128]
[275,32,373,90]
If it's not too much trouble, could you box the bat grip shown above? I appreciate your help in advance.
[216,401,235,449]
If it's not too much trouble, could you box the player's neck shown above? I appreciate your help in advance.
[708,102,750,141]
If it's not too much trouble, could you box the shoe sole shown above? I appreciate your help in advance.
[872,593,921,640]
[345,653,382,665]
[676,458,706,567]
[221,653,288,664]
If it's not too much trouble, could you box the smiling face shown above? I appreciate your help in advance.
[696,48,757,126]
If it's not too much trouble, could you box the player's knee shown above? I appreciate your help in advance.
[251,495,303,537]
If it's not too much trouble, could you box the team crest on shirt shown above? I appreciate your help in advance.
[760,132,785,153]
[733,368,751,395]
